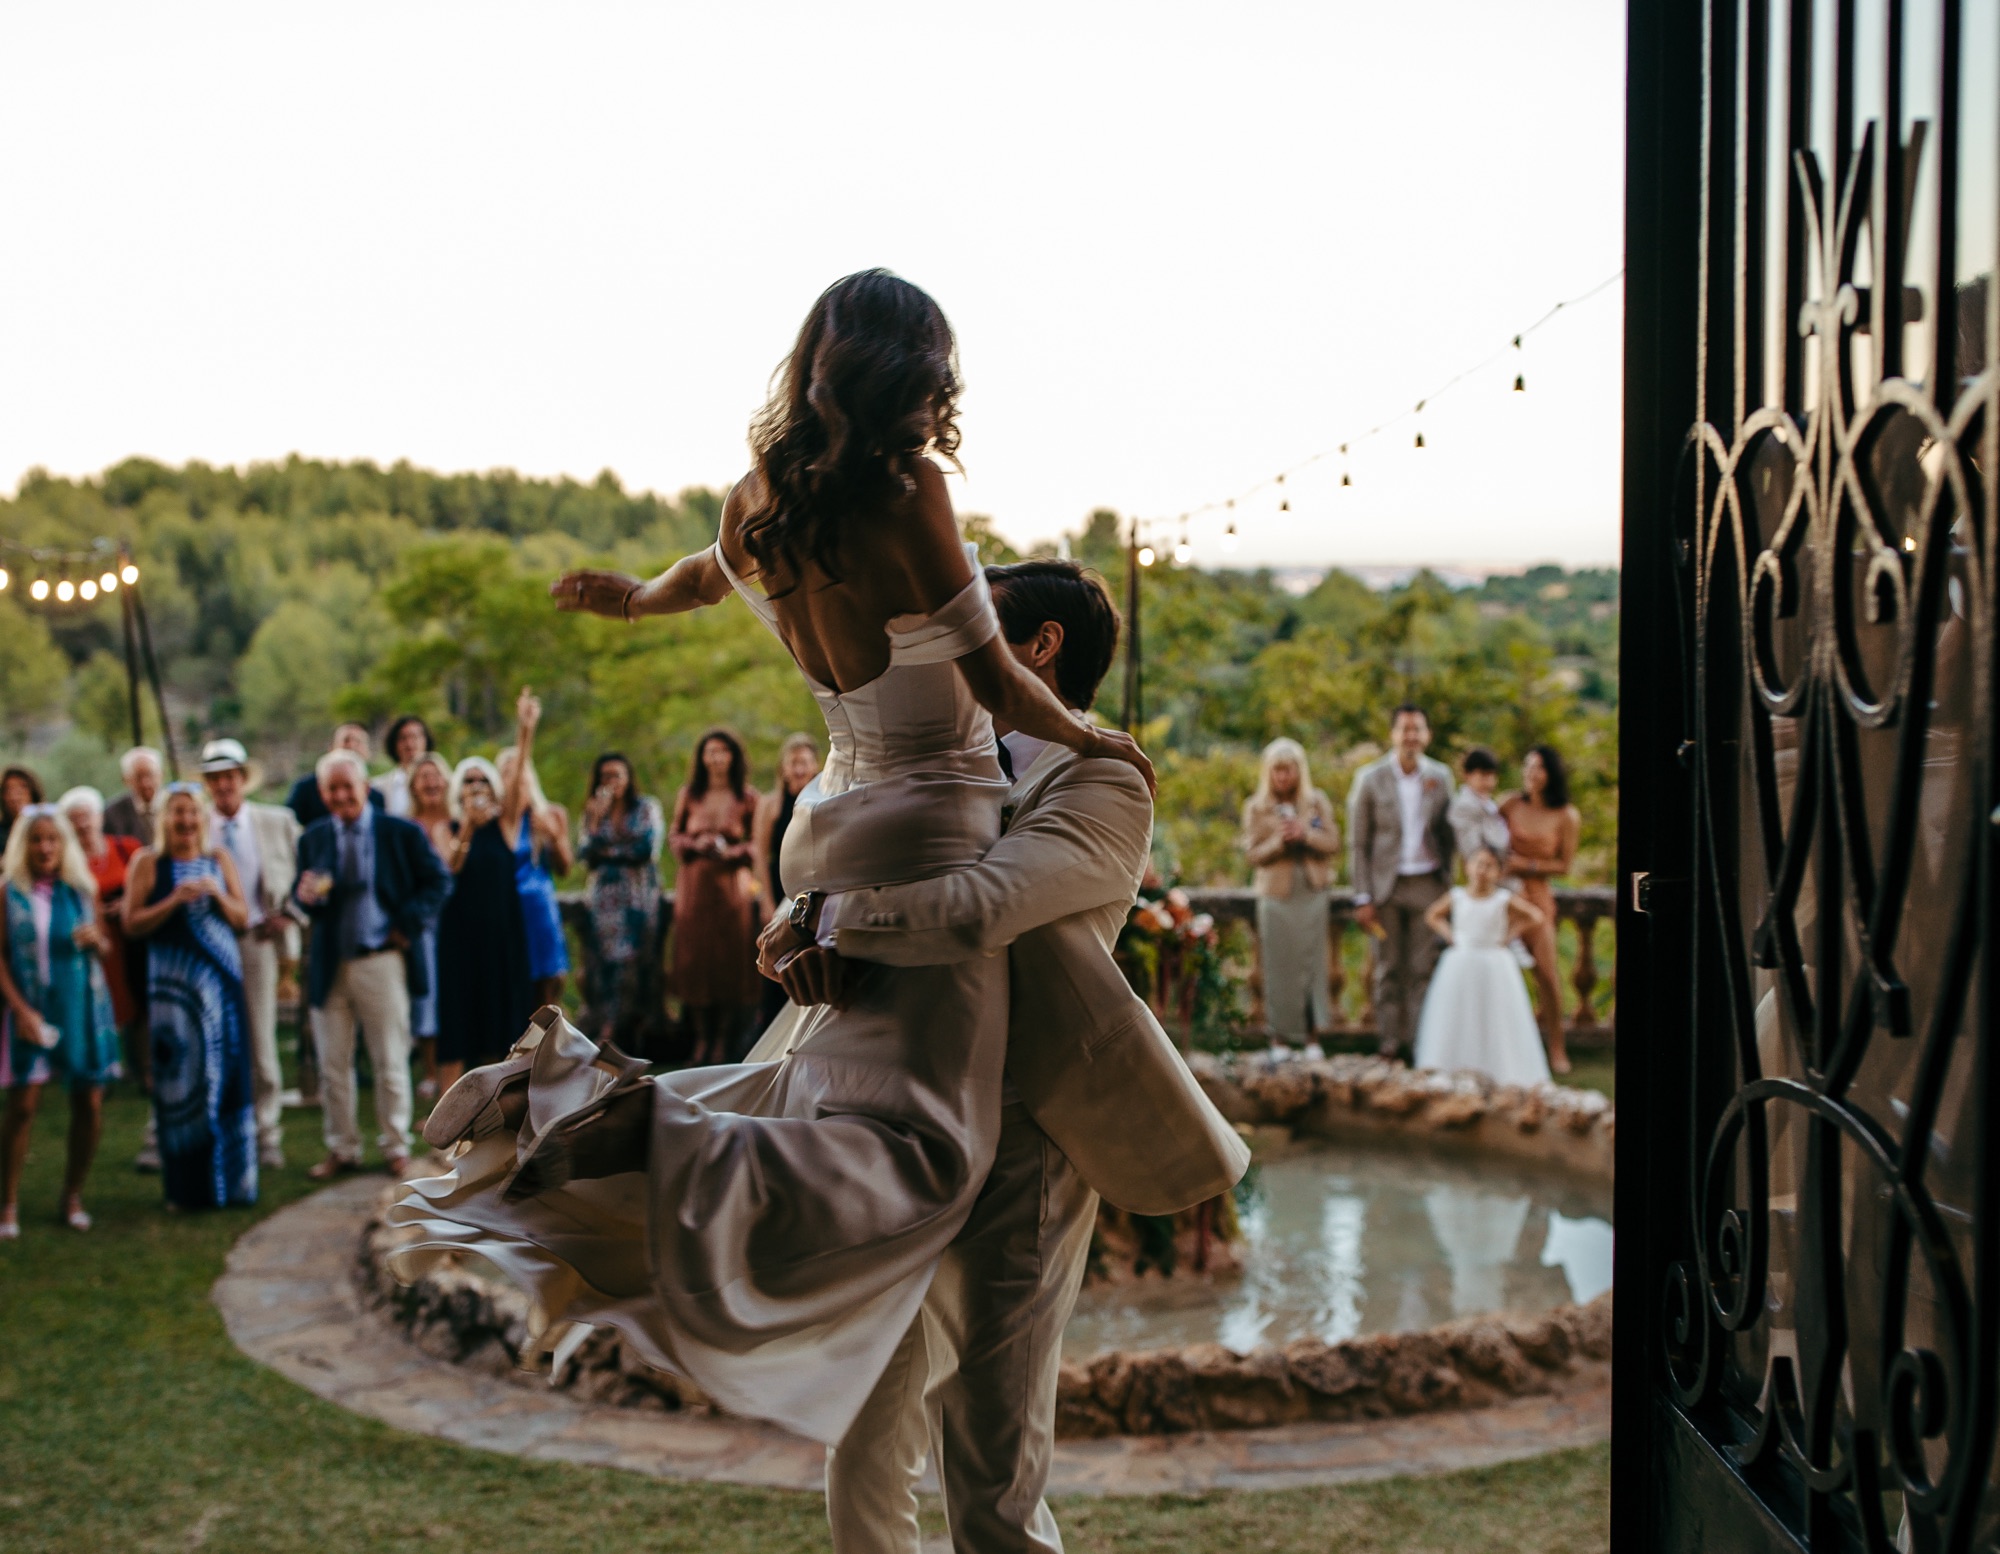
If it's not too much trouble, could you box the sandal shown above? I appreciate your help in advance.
[423,1005,577,1150]
[500,1040,652,1204]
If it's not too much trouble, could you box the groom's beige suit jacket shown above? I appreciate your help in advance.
[831,742,1250,1217]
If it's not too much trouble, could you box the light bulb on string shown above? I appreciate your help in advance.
[1339,444,1352,488]
[1221,499,1239,551]
[100,571,117,593]
[1173,530,1193,566]
[79,579,98,601]
[1512,334,1526,393]
[30,578,49,601]
[0,567,8,591]
[1276,473,1289,513]
[1137,544,1157,568]
[1413,402,1426,450]
[120,562,139,585]
[55,579,75,603]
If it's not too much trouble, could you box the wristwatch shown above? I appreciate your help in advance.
[789,889,826,939]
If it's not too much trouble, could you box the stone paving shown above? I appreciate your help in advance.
[214,1177,1609,1496]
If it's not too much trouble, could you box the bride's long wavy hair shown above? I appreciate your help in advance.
[740,270,962,588]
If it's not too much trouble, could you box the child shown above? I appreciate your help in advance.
[1411,845,1550,1087]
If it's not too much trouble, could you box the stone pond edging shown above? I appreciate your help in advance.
[358,1054,1614,1442]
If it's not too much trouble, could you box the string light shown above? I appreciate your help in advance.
[30,579,49,600]
[100,571,118,593]
[1137,544,1157,567]
[1276,473,1290,513]
[120,563,139,585]
[1173,528,1193,566]
[55,579,75,602]
[1158,269,1621,535]
[0,568,8,591]
[79,579,98,601]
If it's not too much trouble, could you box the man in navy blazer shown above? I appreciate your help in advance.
[292,748,449,1178]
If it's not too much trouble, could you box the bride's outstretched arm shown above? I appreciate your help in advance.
[550,547,731,621]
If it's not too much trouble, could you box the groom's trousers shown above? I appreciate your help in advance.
[825,1100,1098,1554]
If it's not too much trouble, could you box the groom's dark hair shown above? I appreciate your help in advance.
[985,560,1121,711]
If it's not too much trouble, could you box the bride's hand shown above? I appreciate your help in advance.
[1080,726,1157,796]
[551,570,643,619]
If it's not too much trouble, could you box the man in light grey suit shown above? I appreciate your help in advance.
[201,738,302,1169]
[1348,703,1457,1061]
[756,560,1248,1554]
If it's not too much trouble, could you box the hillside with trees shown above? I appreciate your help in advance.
[1,458,1617,886]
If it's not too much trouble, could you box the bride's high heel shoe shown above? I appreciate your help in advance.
[423,1005,632,1151]
[500,1041,652,1204]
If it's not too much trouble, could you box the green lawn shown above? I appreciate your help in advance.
[0,1070,1609,1554]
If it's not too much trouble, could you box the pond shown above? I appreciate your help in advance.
[1062,1137,1614,1361]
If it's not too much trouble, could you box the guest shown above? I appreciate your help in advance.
[291,750,449,1180]
[0,806,122,1235]
[0,765,44,856]
[286,724,383,829]
[1501,745,1583,1076]
[750,733,821,1032]
[495,746,574,1008]
[669,728,760,1065]
[200,739,301,1171]
[405,753,456,1100]
[1348,703,1457,1063]
[1448,747,1512,868]
[1413,845,1550,1087]
[1240,738,1339,1060]
[433,690,539,1090]
[104,749,162,847]
[123,786,257,1209]
[578,752,666,1047]
[56,789,143,1076]
[372,716,436,819]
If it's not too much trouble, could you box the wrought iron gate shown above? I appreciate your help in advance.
[1618,0,2000,1548]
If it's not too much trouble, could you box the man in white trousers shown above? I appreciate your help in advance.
[756,559,1249,1554]
[200,739,300,1170]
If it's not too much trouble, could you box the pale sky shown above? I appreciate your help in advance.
[0,2,1627,568]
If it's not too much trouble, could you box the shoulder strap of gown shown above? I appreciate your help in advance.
[885,542,1000,665]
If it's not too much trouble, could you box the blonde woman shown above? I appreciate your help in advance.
[433,692,538,1088]
[0,806,123,1235]
[123,785,255,1209]
[1240,738,1340,1058]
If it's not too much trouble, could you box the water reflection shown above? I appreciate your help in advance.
[1063,1140,1613,1360]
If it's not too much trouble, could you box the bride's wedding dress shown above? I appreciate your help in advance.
[388,543,1013,1444]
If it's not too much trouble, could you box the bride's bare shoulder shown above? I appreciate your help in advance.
[718,473,763,574]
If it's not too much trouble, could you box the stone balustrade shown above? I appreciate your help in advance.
[1180,885,1617,1049]
[556,882,1617,1049]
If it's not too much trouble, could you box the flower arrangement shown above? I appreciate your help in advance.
[1115,871,1242,1044]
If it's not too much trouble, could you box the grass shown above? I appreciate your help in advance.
[0,1062,1609,1553]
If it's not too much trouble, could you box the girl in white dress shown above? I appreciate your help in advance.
[1412,845,1551,1087]
[389,270,1152,1446]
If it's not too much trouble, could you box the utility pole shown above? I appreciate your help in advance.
[1121,518,1142,731]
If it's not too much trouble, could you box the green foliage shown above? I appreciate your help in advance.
[0,593,68,739]
[5,459,1618,886]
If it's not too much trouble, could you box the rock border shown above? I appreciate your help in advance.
[1192,1052,1615,1182]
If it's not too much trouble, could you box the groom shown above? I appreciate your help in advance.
[756,559,1248,1554]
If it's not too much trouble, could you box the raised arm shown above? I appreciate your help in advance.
[551,548,731,621]
[500,688,539,836]
[899,466,1156,791]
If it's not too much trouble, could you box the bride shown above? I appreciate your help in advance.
[387,269,1151,1445]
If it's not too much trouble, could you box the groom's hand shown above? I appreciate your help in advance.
[777,947,853,1010]
[756,913,805,980]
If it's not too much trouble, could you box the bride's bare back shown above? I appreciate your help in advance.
[717,460,974,694]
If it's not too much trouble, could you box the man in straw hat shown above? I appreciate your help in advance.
[200,738,301,1170]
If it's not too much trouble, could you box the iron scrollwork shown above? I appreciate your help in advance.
[1661,3,1998,1548]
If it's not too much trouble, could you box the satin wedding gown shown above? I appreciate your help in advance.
[388,543,1012,1444]
[1410,887,1550,1088]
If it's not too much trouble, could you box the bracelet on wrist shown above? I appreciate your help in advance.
[620,584,639,622]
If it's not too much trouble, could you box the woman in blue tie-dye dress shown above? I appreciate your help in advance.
[123,785,257,1210]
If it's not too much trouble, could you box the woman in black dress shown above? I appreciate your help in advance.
[433,689,539,1090]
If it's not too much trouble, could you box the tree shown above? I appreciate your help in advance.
[0,595,68,740]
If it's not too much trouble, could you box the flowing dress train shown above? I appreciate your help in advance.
[389,544,1011,1444]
